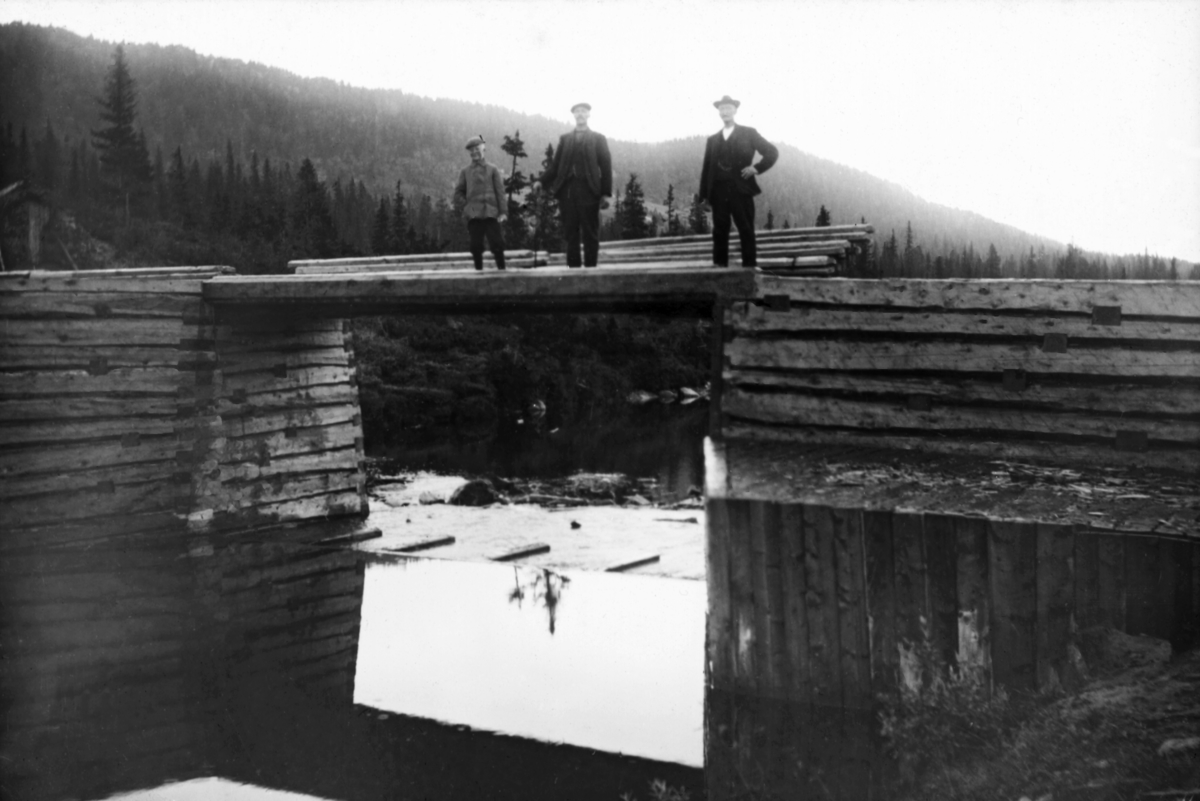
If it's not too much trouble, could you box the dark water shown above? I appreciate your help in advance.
[372,403,708,497]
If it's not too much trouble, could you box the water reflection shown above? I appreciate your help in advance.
[507,566,571,634]
[354,558,706,767]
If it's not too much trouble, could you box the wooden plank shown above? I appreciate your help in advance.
[219,406,360,440]
[1172,543,1195,649]
[210,488,364,525]
[725,368,1200,416]
[726,337,1200,378]
[295,257,545,274]
[726,499,756,692]
[605,554,661,572]
[722,387,1200,444]
[0,291,205,319]
[705,512,734,689]
[201,268,758,307]
[988,520,1038,691]
[210,470,363,512]
[289,249,540,269]
[730,302,1200,342]
[216,329,348,353]
[214,383,359,416]
[212,447,362,482]
[863,509,897,700]
[748,501,778,693]
[751,277,1200,318]
[778,503,811,706]
[1124,537,1160,638]
[0,318,186,345]
[955,516,991,686]
[833,507,871,709]
[0,396,179,421]
[221,364,353,391]
[1,480,182,529]
[924,514,959,676]
[0,368,185,398]
[216,347,352,374]
[1096,534,1127,630]
[1074,532,1101,630]
[722,422,1200,474]
[598,224,873,249]
[891,511,928,692]
[0,345,194,370]
[0,460,183,498]
[802,504,842,708]
[0,275,212,294]
[315,527,382,545]
[0,416,179,447]
[1036,523,1075,690]
[488,542,551,562]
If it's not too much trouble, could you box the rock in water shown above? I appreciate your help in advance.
[449,479,499,506]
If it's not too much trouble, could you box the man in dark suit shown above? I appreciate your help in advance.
[698,95,779,268]
[531,103,613,267]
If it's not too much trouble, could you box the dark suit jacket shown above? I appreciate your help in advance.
[699,125,779,201]
[538,128,613,199]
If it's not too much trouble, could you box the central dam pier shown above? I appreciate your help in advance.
[2,229,1198,799]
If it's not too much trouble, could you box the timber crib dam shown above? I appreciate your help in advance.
[1,243,1197,798]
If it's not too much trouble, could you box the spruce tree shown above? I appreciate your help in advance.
[289,158,340,260]
[531,143,561,254]
[618,173,649,240]
[92,44,152,217]
[389,179,409,254]
[370,197,391,255]
[765,209,775,230]
[687,193,709,234]
[500,131,529,248]
[664,184,684,236]
[815,205,831,227]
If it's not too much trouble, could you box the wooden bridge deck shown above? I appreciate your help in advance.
[202,265,757,315]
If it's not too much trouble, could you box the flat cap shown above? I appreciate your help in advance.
[571,102,592,112]
[713,95,741,108]
[465,135,485,150]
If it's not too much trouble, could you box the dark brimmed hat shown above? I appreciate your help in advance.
[713,95,741,109]
[465,135,485,150]
[571,102,592,112]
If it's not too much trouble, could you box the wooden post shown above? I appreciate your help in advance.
[891,511,928,692]
[864,509,898,699]
[988,520,1038,691]
[833,507,871,709]
[1036,523,1075,690]
[955,516,991,687]
[924,513,959,676]
[778,503,811,707]
[802,504,842,708]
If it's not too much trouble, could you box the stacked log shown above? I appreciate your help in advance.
[720,277,1200,472]
[286,224,872,276]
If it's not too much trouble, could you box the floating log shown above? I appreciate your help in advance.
[288,249,542,270]
[382,535,456,553]
[489,542,551,561]
[606,554,661,572]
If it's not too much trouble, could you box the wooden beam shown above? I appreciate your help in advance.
[726,337,1200,378]
[751,277,1200,318]
[202,267,758,310]
[605,554,661,572]
[383,535,457,553]
[489,542,551,561]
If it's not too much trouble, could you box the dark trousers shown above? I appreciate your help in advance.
[711,181,757,267]
[467,218,505,270]
[559,181,601,267]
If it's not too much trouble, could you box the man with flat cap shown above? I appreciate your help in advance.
[531,103,613,268]
[699,95,779,268]
[453,135,507,271]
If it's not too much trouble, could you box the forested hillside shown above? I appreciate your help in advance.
[1,21,1191,280]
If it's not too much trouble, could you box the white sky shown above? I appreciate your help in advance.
[4,0,1200,261]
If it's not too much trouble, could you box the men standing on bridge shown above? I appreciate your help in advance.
[454,135,508,271]
[699,95,778,268]
[531,103,613,268]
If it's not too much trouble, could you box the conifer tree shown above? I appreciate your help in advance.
[664,184,684,236]
[289,158,340,260]
[687,193,709,234]
[815,205,831,227]
[389,179,409,254]
[500,131,529,248]
[618,173,649,240]
[765,209,775,230]
[92,44,152,217]
[531,143,561,254]
[370,197,391,255]
[167,146,189,226]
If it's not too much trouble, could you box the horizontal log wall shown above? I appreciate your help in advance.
[722,278,1200,472]
[0,270,368,549]
[706,496,1200,709]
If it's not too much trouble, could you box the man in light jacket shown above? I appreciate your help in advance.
[698,95,779,268]
[531,103,613,268]
[453,135,507,271]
